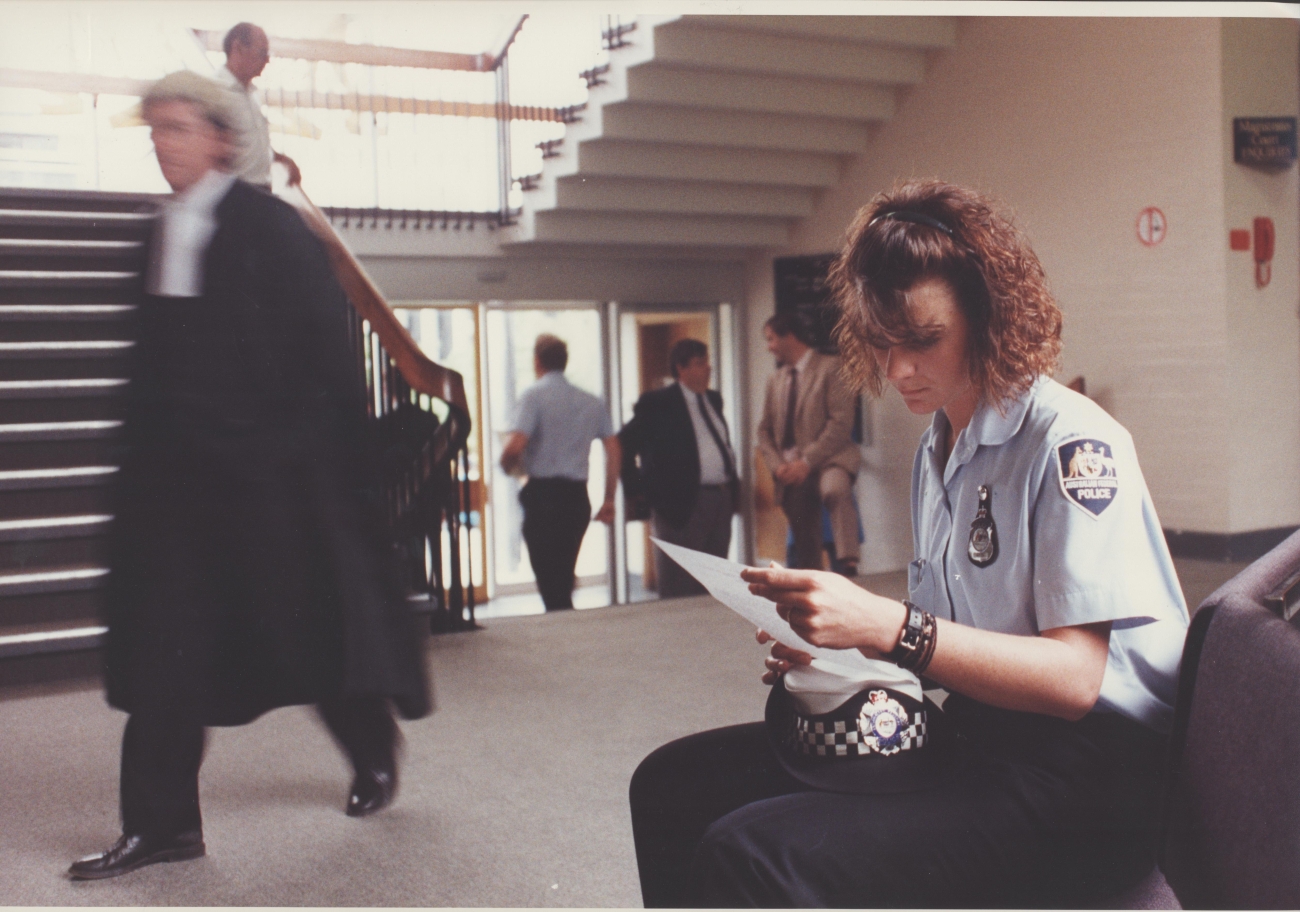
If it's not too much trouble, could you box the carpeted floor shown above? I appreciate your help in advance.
[0,558,1244,907]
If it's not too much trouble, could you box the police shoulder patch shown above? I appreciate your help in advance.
[1056,437,1119,518]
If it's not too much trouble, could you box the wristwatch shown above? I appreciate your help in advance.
[887,600,925,664]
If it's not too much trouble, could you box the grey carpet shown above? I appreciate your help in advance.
[0,559,1241,906]
[1,593,771,907]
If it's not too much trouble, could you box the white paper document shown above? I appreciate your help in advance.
[651,538,876,672]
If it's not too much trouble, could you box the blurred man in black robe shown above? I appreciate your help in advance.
[70,71,430,880]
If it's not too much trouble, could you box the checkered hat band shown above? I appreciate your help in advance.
[791,711,927,757]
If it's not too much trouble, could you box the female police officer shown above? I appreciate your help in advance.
[628,181,1190,908]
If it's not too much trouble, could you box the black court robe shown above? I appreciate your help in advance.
[103,179,430,725]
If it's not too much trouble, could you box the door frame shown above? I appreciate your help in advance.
[608,300,747,604]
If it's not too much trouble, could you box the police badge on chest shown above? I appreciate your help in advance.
[968,484,998,567]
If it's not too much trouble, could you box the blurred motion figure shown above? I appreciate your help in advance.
[499,334,620,611]
[69,70,429,881]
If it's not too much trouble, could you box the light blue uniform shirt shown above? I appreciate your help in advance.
[511,371,613,481]
[909,377,1188,732]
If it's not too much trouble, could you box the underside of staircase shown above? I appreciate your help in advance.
[503,15,957,255]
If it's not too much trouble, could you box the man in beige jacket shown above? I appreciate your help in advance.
[756,313,862,574]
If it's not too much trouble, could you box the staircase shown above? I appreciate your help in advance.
[504,14,957,252]
[0,188,153,685]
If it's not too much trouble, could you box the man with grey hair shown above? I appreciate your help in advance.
[68,70,428,880]
[218,21,300,187]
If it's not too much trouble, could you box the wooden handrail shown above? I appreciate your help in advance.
[277,182,471,425]
[192,29,495,72]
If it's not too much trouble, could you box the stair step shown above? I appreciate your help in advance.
[0,304,136,321]
[0,420,122,441]
[0,270,138,287]
[0,522,110,574]
[0,341,133,359]
[0,624,107,659]
[0,208,153,226]
[0,565,108,629]
[0,379,127,399]
[0,514,113,542]
[0,469,117,517]
[0,436,120,471]
[0,565,108,597]
[0,396,126,425]
[0,466,119,491]
[0,238,144,255]
[0,380,128,423]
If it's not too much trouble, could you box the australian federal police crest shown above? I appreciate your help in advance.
[1056,438,1119,518]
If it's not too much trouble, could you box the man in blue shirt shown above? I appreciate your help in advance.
[500,334,620,610]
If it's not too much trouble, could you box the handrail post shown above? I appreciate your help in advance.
[276,180,476,633]
[496,54,512,226]
[492,13,527,227]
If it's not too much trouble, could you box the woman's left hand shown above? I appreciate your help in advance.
[741,564,906,656]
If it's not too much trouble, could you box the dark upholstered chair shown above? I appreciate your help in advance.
[1110,529,1300,909]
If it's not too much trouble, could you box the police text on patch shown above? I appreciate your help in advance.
[1056,438,1119,518]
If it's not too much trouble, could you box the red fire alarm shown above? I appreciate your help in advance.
[1230,229,1251,251]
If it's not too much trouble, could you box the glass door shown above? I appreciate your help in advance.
[482,305,612,613]
[614,302,739,602]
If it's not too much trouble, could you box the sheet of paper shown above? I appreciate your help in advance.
[652,537,875,671]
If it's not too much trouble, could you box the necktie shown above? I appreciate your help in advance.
[781,366,798,450]
[696,392,737,482]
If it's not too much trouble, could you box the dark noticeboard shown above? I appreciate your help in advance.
[1234,117,1297,169]
[773,253,839,353]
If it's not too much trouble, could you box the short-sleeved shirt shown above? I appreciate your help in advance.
[217,66,273,186]
[908,376,1188,731]
[511,371,613,481]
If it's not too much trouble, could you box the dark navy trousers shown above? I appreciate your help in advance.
[629,695,1166,908]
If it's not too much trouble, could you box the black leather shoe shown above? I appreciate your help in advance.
[69,831,205,880]
[347,765,396,817]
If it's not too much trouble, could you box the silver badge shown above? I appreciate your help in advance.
[857,690,908,755]
[968,485,998,567]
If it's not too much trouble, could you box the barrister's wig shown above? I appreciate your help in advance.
[142,70,238,134]
[534,334,568,372]
[829,180,1062,407]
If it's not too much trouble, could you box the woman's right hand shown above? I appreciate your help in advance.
[756,629,813,685]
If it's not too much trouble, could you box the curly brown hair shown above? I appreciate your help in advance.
[829,180,1062,409]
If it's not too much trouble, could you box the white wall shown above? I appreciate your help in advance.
[1221,17,1300,533]
[744,15,1300,571]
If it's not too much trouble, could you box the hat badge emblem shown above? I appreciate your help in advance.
[858,690,908,755]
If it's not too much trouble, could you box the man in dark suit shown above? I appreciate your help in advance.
[620,339,738,597]
[70,71,429,880]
